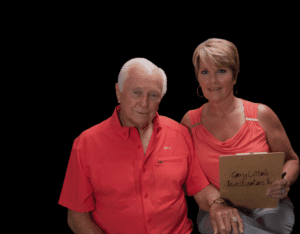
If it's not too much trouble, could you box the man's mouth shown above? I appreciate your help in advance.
[136,111,149,115]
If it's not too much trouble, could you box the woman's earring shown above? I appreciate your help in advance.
[197,85,204,98]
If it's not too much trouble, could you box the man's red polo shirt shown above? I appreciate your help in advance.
[59,105,209,234]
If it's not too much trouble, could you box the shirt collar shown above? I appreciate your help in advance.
[111,105,162,140]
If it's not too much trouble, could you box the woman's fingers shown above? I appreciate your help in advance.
[227,209,243,234]
[210,205,244,234]
[267,187,290,199]
[233,209,244,233]
[266,178,290,199]
[229,217,239,234]
[211,220,221,234]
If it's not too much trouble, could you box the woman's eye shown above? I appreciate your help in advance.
[201,70,208,74]
[218,69,226,73]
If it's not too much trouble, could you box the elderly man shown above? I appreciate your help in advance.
[58,58,243,234]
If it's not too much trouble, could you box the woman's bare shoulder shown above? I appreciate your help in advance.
[180,111,192,134]
[257,103,282,134]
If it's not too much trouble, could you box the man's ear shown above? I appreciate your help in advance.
[115,83,121,103]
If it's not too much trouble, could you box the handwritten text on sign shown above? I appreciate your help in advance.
[219,152,285,209]
[228,169,275,188]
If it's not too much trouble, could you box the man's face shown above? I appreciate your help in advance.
[116,66,163,130]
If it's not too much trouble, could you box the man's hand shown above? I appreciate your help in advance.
[209,204,244,234]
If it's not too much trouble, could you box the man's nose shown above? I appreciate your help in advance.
[139,95,149,107]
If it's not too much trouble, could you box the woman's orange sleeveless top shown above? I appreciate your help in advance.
[189,99,270,190]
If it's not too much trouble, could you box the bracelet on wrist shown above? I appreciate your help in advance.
[209,198,228,208]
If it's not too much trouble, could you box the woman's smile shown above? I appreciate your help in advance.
[209,87,222,91]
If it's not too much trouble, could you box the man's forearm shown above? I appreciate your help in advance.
[68,210,104,234]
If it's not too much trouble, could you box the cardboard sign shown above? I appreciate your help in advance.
[219,152,285,209]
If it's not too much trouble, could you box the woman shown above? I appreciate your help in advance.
[181,38,299,234]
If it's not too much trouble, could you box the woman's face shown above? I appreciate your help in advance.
[198,58,236,103]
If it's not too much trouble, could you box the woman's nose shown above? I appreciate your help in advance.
[210,73,218,83]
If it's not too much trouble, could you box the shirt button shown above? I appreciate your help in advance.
[137,145,142,149]
[148,219,152,223]
[144,193,148,198]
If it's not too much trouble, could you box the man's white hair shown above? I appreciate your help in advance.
[118,58,167,96]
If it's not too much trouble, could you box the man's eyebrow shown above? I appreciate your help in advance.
[131,87,160,92]
[131,87,143,91]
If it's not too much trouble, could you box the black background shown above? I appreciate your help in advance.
[33,11,300,234]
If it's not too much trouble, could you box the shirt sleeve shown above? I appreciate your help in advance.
[183,129,210,196]
[58,137,95,212]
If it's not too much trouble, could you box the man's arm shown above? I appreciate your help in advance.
[67,209,104,234]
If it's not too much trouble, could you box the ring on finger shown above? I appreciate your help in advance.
[232,217,238,223]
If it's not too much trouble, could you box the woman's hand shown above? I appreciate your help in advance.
[209,203,244,234]
[266,177,290,199]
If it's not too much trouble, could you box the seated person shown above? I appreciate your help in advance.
[181,38,298,234]
[59,58,214,234]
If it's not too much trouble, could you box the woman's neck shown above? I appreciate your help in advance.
[207,95,239,117]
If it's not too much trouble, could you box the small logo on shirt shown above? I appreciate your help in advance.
[164,147,171,150]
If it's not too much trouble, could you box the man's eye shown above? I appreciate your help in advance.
[149,93,159,99]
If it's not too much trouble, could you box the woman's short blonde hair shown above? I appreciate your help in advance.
[192,38,240,81]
